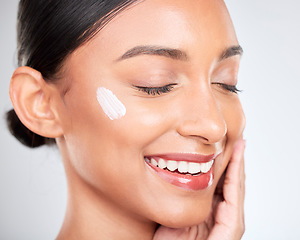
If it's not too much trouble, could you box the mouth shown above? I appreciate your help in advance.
[144,153,218,191]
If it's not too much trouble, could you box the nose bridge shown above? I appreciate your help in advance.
[178,85,227,143]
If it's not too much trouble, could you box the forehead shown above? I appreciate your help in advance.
[74,0,238,64]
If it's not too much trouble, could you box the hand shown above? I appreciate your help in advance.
[153,140,246,240]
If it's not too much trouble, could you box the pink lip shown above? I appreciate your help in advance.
[145,153,219,191]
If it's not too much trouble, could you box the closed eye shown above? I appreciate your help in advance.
[212,83,241,94]
[134,83,177,96]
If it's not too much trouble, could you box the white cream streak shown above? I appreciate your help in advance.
[96,87,126,120]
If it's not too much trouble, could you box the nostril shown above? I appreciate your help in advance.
[190,135,209,143]
[177,114,227,144]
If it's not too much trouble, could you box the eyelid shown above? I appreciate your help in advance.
[211,82,241,94]
[134,83,177,96]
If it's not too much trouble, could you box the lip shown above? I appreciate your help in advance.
[145,153,219,191]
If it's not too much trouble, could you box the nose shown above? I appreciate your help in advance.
[176,87,227,144]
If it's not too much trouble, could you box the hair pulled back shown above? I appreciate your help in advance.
[6,0,138,148]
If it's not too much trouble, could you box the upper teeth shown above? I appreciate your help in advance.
[145,157,214,175]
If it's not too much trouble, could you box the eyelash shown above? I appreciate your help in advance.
[134,83,240,96]
[212,83,241,94]
[135,84,177,96]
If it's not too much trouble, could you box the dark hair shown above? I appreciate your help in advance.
[6,0,139,148]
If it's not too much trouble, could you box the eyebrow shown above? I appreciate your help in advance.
[116,45,243,62]
[220,45,243,61]
[116,45,189,61]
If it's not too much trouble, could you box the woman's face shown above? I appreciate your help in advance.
[57,0,245,227]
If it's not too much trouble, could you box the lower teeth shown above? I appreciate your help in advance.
[164,168,200,176]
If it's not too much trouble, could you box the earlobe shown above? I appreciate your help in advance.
[9,66,64,139]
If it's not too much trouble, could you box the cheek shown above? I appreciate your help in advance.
[61,88,173,181]
[216,96,245,174]
[112,97,177,149]
[221,97,245,141]
[96,87,126,120]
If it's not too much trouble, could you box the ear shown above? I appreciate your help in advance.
[9,66,64,139]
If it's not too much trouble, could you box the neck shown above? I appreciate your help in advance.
[56,154,157,240]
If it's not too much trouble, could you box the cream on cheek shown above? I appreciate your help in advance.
[96,87,126,120]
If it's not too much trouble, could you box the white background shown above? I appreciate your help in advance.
[1,0,299,239]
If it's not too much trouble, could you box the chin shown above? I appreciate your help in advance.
[153,192,214,228]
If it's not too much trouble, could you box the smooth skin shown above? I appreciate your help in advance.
[9,0,246,239]
[153,140,245,240]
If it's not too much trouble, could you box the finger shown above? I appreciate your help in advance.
[207,140,246,240]
[223,139,246,206]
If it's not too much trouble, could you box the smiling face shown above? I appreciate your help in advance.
[56,0,245,228]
